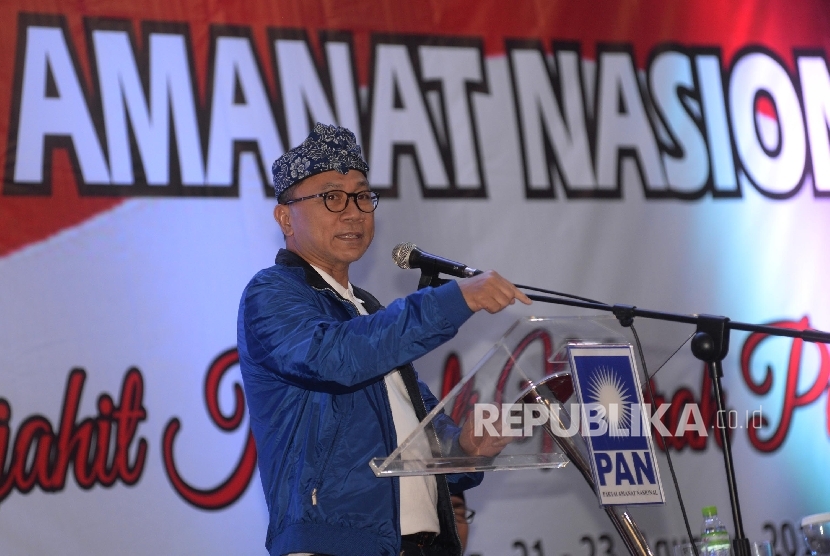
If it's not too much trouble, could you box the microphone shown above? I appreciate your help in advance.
[392,242,482,278]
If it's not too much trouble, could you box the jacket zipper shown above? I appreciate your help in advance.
[308,283,383,515]
[309,408,345,506]
[308,287,355,507]
[311,284,361,318]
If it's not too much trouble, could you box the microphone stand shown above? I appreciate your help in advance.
[413,264,829,554]
[417,266,451,290]
[514,291,830,556]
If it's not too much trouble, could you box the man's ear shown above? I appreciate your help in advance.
[274,204,292,237]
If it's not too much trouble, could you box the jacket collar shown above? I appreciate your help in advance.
[274,248,382,314]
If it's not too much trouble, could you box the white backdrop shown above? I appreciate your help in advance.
[1,1,829,555]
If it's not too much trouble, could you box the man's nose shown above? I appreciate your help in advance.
[340,196,365,218]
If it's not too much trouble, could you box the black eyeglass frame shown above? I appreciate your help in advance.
[282,190,380,213]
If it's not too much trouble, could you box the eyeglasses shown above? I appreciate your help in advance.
[283,190,379,213]
[454,507,476,524]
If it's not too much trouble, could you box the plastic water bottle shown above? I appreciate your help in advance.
[701,506,731,556]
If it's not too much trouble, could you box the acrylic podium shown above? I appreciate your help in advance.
[371,315,697,556]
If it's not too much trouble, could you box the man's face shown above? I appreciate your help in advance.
[274,169,374,280]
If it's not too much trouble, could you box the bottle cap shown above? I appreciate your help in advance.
[801,512,830,527]
[702,506,718,517]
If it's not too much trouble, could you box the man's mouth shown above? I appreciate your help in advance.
[335,232,363,240]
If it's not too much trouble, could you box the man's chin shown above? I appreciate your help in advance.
[335,236,370,251]
[335,244,370,263]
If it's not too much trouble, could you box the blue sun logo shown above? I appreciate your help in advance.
[586,365,632,433]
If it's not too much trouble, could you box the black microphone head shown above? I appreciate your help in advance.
[392,242,416,269]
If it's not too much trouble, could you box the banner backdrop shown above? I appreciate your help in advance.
[1,1,829,554]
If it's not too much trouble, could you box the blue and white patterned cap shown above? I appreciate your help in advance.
[272,122,369,199]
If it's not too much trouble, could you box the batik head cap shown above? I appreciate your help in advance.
[272,122,370,200]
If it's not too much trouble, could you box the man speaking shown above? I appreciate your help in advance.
[237,122,529,556]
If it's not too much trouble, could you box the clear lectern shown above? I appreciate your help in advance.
[371,315,696,556]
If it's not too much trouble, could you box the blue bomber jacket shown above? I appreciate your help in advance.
[237,249,483,556]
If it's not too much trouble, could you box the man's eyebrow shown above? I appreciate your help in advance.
[320,180,371,190]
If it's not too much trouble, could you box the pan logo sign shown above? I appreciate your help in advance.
[569,344,665,505]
